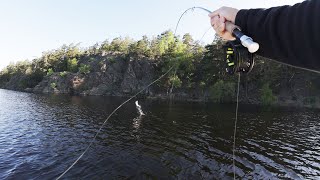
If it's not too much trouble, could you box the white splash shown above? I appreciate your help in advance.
[135,101,145,116]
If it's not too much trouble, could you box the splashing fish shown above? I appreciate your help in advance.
[135,101,145,116]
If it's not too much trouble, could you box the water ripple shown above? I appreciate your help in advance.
[0,89,319,179]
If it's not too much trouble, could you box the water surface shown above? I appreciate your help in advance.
[0,89,319,179]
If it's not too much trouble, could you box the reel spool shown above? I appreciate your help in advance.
[224,40,255,75]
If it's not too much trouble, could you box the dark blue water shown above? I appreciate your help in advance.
[0,89,319,179]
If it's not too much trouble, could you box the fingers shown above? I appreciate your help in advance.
[210,16,219,27]
[209,6,239,23]
[210,16,235,41]
[218,17,226,32]
[210,16,226,33]
[209,6,239,40]
[208,9,219,18]
[220,16,226,23]
[218,22,226,32]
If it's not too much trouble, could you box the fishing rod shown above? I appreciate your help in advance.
[193,7,320,75]
[178,7,258,75]
[196,6,320,75]
[192,7,259,53]
[177,6,320,180]
[175,7,257,180]
[57,6,259,180]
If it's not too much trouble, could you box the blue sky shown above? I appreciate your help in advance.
[0,0,302,70]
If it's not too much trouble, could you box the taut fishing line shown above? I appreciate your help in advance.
[199,26,213,43]
[56,6,211,180]
[233,73,241,179]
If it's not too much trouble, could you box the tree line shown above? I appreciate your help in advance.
[0,30,319,106]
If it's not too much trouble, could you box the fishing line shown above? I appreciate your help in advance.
[199,26,213,43]
[56,66,174,180]
[56,6,211,179]
[268,59,320,74]
[173,5,320,180]
[233,73,241,179]
[174,7,212,36]
[56,5,320,179]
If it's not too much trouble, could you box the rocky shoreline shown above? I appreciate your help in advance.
[1,39,319,109]
[3,58,320,110]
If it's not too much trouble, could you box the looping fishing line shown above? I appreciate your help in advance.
[56,66,174,179]
[56,5,320,179]
[56,6,211,180]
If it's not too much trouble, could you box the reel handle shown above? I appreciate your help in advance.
[225,22,259,53]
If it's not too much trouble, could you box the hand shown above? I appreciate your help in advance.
[209,7,239,40]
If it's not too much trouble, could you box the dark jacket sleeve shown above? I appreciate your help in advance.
[235,0,320,71]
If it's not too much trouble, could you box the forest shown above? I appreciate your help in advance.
[0,30,319,107]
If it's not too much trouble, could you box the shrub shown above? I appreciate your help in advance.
[47,68,54,76]
[59,71,68,77]
[79,64,91,74]
[209,80,235,103]
[109,57,116,64]
[67,58,78,72]
[261,83,277,106]
[89,57,96,62]
[169,75,182,88]
[50,82,57,89]
[200,81,206,89]
[303,97,316,107]
[25,67,33,75]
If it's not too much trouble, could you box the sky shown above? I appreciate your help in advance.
[0,0,303,70]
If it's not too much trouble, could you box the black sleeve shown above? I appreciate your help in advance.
[235,0,320,71]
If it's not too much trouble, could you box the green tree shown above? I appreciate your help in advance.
[261,83,277,106]
[182,33,194,46]
[100,39,111,53]
[150,30,175,57]
[169,75,182,88]
[110,37,133,53]
[129,36,151,57]
[209,80,235,103]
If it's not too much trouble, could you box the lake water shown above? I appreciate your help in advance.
[0,89,319,179]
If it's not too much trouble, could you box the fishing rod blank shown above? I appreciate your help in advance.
[194,7,260,53]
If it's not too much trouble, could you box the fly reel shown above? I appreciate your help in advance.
[224,40,255,75]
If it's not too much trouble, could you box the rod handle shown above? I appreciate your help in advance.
[225,22,259,53]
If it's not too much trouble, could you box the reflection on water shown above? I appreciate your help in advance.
[132,115,143,142]
[0,89,319,179]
